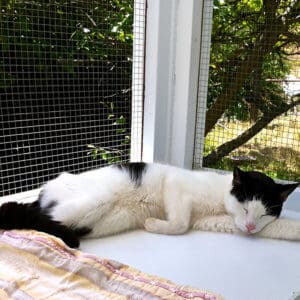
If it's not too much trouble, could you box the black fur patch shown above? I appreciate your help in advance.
[73,226,92,237]
[116,162,147,186]
[0,201,80,248]
[231,167,299,217]
[43,200,58,214]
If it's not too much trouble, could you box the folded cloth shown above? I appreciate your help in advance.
[0,230,223,300]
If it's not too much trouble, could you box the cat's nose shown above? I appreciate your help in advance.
[246,223,256,233]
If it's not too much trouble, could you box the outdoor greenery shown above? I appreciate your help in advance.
[1,0,299,190]
[0,0,134,194]
[205,115,300,181]
[204,0,300,181]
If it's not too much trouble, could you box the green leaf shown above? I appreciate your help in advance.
[57,8,64,15]
[113,115,126,125]
[116,129,126,134]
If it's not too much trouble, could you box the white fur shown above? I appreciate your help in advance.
[39,163,300,241]
[224,194,276,234]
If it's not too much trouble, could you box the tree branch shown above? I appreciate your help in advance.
[204,0,296,135]
[203,99,300,166]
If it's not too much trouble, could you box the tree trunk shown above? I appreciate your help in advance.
[204,0,282,135]
[203,100,300,166]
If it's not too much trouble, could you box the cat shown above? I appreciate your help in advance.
[0,162,299,247]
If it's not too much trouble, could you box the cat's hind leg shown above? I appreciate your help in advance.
[87,208,142,237]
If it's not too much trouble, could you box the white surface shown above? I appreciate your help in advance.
[0,188,40,204]
[81,207,300,300]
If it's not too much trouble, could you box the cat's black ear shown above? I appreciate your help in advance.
[233,167,244,186]
[277,183,299,202]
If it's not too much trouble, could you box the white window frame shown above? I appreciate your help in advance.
[130,0,147,162]
[141,0,213,169]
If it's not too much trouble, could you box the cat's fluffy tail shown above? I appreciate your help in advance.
[0,201,80,248]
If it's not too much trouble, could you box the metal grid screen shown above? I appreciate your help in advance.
[195,0,300,182]
[0,0,146,197]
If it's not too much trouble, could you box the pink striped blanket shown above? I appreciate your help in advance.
[0,230,223,300]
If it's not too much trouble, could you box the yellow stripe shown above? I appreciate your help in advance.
[11,230,114,279]
[1,230,223,300]
[0,288,10,300]
[0,241,124,299]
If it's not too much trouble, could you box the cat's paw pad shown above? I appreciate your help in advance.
[217,222,235,233]
[144,218,160,232]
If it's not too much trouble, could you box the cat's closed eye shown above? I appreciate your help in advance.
[243,208,248,214]
[260,214,268,219]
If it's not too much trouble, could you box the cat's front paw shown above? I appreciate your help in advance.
[258,219,300,241]
[193,215,238,234]
[144,218,160,233]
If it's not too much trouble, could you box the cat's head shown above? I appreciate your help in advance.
[226,167,299,234]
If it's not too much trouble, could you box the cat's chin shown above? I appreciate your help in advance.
[235,224,260,234]
[238,228,254,234]
[238,224,268,235]
[243,229,260,234]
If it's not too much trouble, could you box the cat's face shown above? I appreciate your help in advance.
[226,167,299,234]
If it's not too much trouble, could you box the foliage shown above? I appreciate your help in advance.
[204,0,300,180]
[1,0,299,183]
[1,0,133,61]
[0,0,134,165]
[208,0,297,121]
[204,116,300,181]
[0,0,135,194]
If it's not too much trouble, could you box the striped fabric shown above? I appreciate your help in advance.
[0,230,223,300]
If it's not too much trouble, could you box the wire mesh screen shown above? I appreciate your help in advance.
[0,0,145,197]
[194,0,213,169]
[196,0,300,181]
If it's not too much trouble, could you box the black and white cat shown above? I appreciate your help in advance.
[0,162,299,247]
